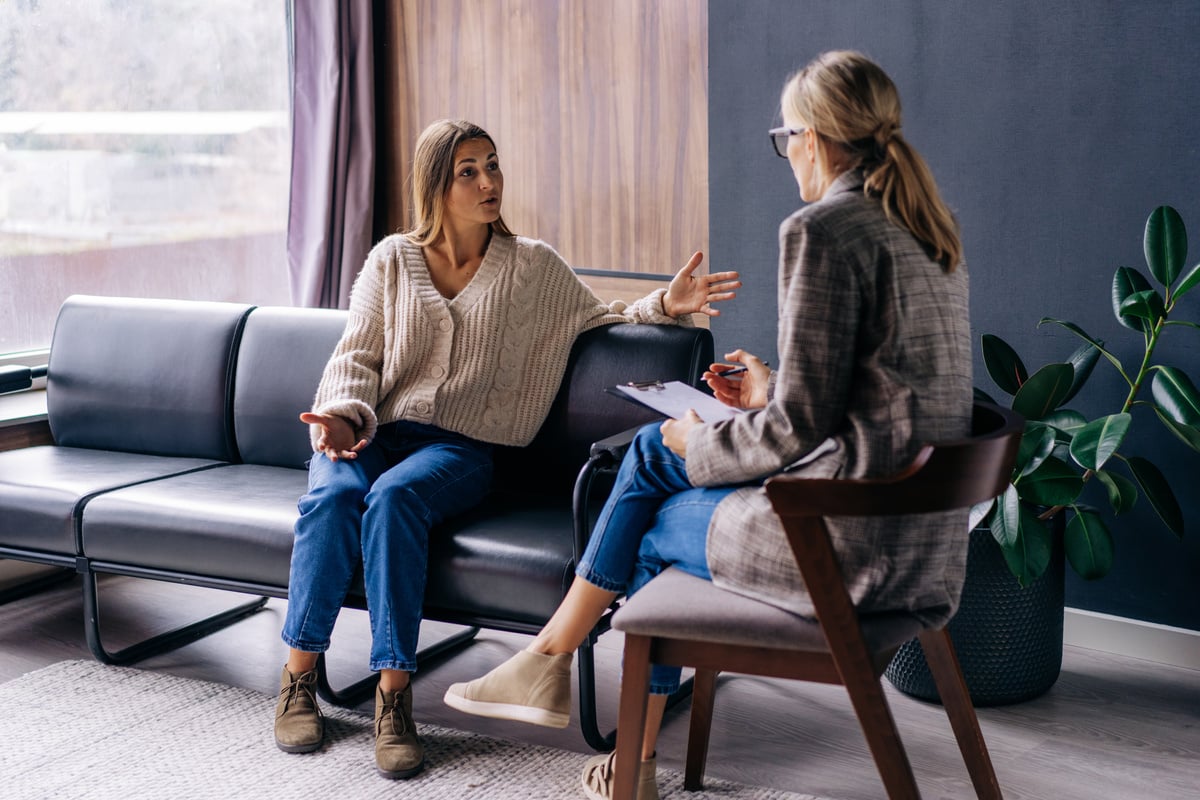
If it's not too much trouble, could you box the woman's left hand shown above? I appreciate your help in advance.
[661,409,703,457]
[663,251,741,318]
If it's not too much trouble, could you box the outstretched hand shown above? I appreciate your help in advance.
[300,411,367,462]
[703,349,770,410]
[663,251,741,318]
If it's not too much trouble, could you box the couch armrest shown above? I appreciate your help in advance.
[588,423,643,466]
[0,364,48,395]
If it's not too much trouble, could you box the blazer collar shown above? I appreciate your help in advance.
[824,168,866,199]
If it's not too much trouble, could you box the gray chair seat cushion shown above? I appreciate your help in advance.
[613,567,923,654]
[0,446,224,557]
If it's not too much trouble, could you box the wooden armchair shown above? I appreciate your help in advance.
[609,402,1023,799]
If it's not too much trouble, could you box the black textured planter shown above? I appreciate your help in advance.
[885,518,1065,706]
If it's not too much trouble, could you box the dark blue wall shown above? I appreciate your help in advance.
[708,0,1200,630]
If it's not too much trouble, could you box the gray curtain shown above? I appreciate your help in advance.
[286,0,376,309]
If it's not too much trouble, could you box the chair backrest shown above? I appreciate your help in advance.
[764,402,1023,519]
[231,306,348,468]
[495,323,715,495]
[46,294,252,460]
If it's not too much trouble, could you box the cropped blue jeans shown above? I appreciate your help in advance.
[576,423,738,694]
[281,421,493,673]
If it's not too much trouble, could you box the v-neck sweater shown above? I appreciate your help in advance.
[310,233,685,448]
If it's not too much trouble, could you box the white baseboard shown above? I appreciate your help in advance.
[1065,607,1200,671]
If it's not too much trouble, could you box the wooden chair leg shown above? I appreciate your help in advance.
[685,667,719,790]
[840,667,921,800]
[918,628,1003,800]
[614,634,654,800]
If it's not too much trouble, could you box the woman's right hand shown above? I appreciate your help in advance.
[299,412,367,462]
[703,349,770,410]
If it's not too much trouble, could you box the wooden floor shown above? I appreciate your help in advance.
[1,573,1197,800]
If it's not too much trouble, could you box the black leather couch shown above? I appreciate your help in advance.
[0,294,714,749]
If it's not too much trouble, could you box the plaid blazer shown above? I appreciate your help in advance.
[686,170,973,627]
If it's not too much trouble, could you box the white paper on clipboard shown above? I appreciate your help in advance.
[607,380,745,422]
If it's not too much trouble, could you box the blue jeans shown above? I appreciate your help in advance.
[281,420,493,672]
[577,424,737,694]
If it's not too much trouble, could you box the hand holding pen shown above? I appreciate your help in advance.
[703,349,770,410]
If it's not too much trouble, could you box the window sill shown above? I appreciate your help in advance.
[0,389,50,450]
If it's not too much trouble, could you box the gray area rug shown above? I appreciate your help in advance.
[0,661,831,800]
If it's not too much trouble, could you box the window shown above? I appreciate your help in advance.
[0,0,292,355]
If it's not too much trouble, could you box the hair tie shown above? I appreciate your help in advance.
[874,121,900,145]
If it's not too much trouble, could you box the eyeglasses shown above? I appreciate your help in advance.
[768,126,806,159]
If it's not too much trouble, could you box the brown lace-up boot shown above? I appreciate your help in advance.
[374,682,424,779]
[274,666,324,753]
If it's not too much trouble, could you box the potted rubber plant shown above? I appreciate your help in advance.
[887,204,1200,705]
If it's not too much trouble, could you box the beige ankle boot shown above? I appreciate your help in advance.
[375,682,424,779]
[443,649,573,728]
[581,751,659,800]
[274,666,323,753]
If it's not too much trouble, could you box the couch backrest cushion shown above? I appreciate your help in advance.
[46,294,252,460]
[233,306,347,468]
[495,323,715,495]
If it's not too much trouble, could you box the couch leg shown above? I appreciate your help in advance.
[80,567,268,666]
[315,625,482,706]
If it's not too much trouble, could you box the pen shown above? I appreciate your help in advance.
[720,362,768,377]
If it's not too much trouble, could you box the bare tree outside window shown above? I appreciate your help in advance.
[0,0,291,354]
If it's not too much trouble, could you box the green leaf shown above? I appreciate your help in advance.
[969,499,994,532]
[981,334,1028,396]
[1042,409,1088,438]
[1144,205,1187,287]
[1118,289,1166,326]
[1112,267,1155,333]
[1151,367,1200,424]
[988,484,1021,547]
[1016,422,1057,477]
[1094,468,1138,515]
[1040,317,1125,374]
[999,504,1054,587]
[1018,456,1084,506]
[1062,343,1101,404]
[1069,413,1131,471]
[1152,408,1200,454]
[1064,510,1114,579]
[1012,363,1074,420]
[1174,262,1200,300]
[1126,456,1184,538]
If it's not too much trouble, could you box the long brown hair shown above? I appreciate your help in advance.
[404,119,515,246]
[782,51,962,271]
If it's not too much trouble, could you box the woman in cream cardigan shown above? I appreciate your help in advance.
[446,51,973,800]
[272,119,740,779]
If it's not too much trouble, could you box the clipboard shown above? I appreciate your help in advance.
[606,380,745,422]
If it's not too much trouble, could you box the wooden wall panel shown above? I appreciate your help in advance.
[376,0,707,275]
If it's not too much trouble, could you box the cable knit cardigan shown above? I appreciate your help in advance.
[310,232,686,449]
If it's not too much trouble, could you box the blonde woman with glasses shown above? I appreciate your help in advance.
[446,51,971,800]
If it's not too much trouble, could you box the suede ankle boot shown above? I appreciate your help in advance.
[375,682,424,779]
[274,665,324,753]
[443,649,573,728]
[581,751,659,800]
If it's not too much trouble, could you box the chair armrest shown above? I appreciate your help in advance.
[0,364,48,395]
[588,424,642,465]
